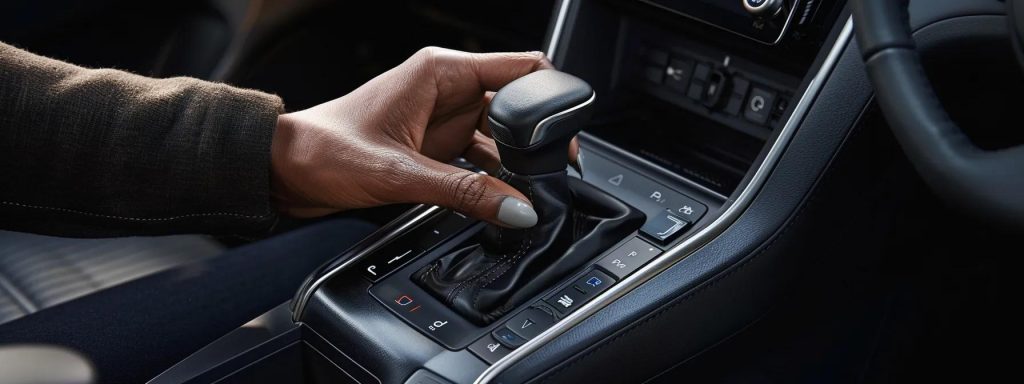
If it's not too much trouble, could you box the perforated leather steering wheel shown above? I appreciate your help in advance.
[853,0,1024,230]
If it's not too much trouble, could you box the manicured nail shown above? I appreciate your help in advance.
[497,197,538,228]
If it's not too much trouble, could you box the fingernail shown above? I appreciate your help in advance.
[497,197,538,228]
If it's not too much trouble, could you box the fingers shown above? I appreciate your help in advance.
[461,131,501,174]
[414,47,552,114]
[398,153,537,228]
[464,50,554,91]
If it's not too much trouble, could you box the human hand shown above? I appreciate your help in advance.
[270,47,579,228]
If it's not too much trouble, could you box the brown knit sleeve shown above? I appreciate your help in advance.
[0,41,284,237]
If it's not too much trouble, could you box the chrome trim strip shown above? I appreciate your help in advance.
[546,0,572,59]
[291,205,442,321]
[638,0,800,46]
[529,91,596,145]
[474,17,855,384]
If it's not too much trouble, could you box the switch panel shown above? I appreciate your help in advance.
[546,268,616,315]
[360,211,473,282]
[583,151,709,244]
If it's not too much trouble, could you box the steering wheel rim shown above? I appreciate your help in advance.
[853,0,1024,231]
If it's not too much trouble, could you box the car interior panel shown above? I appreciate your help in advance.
[1,0,1022,383]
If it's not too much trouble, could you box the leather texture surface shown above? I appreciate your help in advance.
[855,0,1024,230]
[0,231,223,324]
[488,69,593,149]
[415,170,643,324]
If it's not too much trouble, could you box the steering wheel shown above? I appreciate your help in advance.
[852,0,1024,231]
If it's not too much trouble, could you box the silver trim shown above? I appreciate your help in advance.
[474,17,855,384]
[529,92,596,145]
[291,205,442,321]
[639,0,800,46]
[545,0,572,60]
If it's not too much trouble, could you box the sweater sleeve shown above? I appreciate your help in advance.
[0,42,284,237]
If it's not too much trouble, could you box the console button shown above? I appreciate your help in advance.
[546,269,617,315]
[693,62,712,82]
[596,238,662,279]
[361,211,474,282]
[744,86,776,125]
[687,63,711,101]
[361,243,423,282]
[702,69,731,108]
[687,80,705,101]
[641,211,690,243]
[546,284,586,314]
[492,327,528,348]
[725,76,751,116]
[641,183,708,223]
[582,152,709,232]
[371,282,478,348]
[665,58,693,94]
[505,307,556,340]
[468,335,512,365]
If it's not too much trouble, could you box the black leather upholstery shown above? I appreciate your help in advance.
[854,0,1024,230]
[0,231,223,325]
[488,70,594,149]
[415,170,643,324]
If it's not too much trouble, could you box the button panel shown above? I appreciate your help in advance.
[596,238,662,280]
[546,269,616,315]
[636,45,792,139]
[371,276,479,349]
[583,151,709,243]
[360,212,472,282]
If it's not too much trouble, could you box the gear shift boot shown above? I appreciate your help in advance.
[414,170,642,324]
[413,69,643,324]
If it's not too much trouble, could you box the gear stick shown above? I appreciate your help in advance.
[487,69,595,175]
[414,70,643,324]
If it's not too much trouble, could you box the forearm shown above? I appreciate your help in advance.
[0,42,283,237]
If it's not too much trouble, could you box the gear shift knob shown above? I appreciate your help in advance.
[488,69,595,175]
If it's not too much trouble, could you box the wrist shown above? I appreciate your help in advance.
[270,113,302,211]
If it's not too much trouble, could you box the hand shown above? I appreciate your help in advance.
[270,47,578,228]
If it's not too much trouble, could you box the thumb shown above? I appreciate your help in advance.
[406,154,537,228]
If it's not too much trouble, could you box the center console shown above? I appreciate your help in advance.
[150,0,855,383]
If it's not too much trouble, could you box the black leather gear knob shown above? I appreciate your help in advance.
[488,69,595,175]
